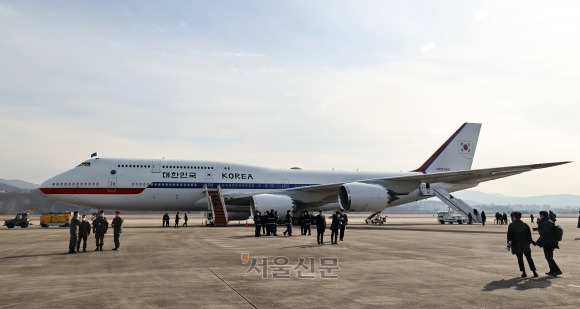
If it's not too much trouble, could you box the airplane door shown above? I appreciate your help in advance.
[152,160,161,173]
[108,177,117,193]
[206,178,213,189]
[282,179,289,189]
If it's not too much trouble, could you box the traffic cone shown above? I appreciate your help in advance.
[245,220,248,227]
[201,220,205,226]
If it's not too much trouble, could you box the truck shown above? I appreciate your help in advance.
[437,208,466,224]
[40,212,73,227]
[4,213,31,228]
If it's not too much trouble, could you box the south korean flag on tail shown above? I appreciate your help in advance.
[458,141,472,153]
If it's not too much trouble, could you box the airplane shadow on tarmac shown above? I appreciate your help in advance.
[351,225,506,235]
[482,276,554,291]
[0,252,72,260]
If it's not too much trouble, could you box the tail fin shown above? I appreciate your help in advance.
[413,123,482,173]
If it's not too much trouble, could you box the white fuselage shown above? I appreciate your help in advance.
[40,158,454,212]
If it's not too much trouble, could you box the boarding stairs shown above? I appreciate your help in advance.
[419,183,482,223]
[204,185,229,227]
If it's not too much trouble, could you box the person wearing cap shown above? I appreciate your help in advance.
[69,211,81,254]
[111,211,124,251]
[77,214,91,252]
[93,210,108,251]
[283,210,292,236]
[533,210,562,276]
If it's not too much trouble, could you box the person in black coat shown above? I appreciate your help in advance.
[316,210,326,245]
[481,211,486,226]
[254,211,262,237]
[534,211,562,276]
[303,211,311,236]
[339,209,348,241]
[577,211,580,228]
[507,211,538,278]
[330,211,340,244]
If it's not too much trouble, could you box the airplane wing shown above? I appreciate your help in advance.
[224,161,571,209]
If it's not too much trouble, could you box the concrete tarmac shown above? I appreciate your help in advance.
[1,214,579,308]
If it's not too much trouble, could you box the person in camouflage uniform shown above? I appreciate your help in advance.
[69,211,81,254]
[76,214,91,252]
[92,210,108,251]
[111,211,124,251]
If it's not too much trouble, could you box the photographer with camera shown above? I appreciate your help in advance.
[507,211,538,278]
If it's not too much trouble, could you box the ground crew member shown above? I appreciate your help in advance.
[481,211,487,226]
[254,211,262,237]
[283,210,292,236]
[77,215,91,252]
[174,212,180,228]
[93,210,108,251]
[507,211,538,278]
[339,209,348,241]
[533,211,562,276]
[330,210,340,244]
[468,212,473,224]
[111,211,124,251]
[530,213,534,224]
[69,211,81,254]
[303,211,311,236]
[183,213,188,227]
[316,210,326,245]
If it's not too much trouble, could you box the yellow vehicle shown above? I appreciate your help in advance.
[40,212,73,227]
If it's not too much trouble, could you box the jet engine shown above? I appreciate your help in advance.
[250,194,295,217]
[338,182,390,212]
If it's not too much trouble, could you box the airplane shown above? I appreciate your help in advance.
[39,123,570,224]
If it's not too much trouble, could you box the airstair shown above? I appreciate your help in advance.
[420,183,482,223]
[204,185,229,227]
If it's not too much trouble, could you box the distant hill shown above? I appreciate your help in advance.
[453,190,580,208]
[0,189,91,215]
[0,178,38,190]
[0,182,22,192]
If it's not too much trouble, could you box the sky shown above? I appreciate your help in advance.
[0,0,578,196]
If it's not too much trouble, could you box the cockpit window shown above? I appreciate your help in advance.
[77,162,91,167]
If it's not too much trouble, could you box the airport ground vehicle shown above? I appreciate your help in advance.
[365,215,386,224]
[437,208,466,224]
[40,212,72,227]
[4,213,31,228]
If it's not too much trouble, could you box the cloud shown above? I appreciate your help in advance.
[474,9,490,21]
[421,42,435,52]
[0,1,578,196]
